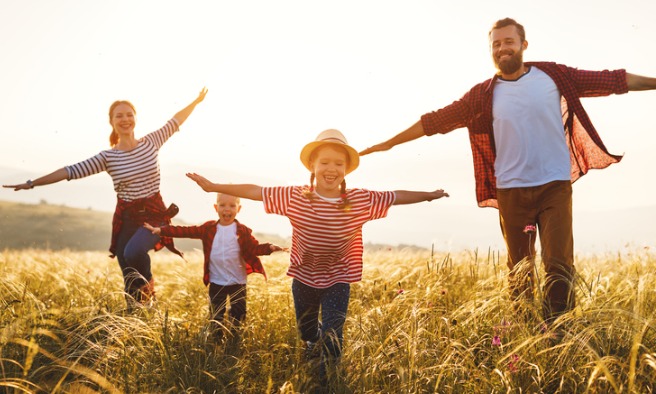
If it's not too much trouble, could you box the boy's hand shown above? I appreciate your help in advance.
[144,223,161,235]
[270,244,288,253]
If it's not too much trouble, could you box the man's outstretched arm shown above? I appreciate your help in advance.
[627,72,656,91]
[359,120,425,156]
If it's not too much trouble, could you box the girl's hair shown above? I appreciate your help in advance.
[303,173,352,211]
[108,100,136,147]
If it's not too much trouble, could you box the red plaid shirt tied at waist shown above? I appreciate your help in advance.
[110,192,183,258]
[420,61,628,208]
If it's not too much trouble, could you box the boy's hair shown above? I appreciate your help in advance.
[489,17,526,42]
[216,193,240,205]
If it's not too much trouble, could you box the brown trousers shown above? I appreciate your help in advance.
[497,180,575,322]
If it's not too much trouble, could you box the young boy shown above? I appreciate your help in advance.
[145,193,285,341]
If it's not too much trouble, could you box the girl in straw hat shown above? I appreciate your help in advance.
[186,128,448,383]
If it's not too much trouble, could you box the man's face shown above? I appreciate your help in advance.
[490,25,527,76]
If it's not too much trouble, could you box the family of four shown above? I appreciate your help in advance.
[5,17,656,384]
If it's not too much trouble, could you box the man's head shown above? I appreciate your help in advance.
[489,18,528,77]
[214,193,241,226]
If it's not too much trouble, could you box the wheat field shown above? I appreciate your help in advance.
[1,247,655,393]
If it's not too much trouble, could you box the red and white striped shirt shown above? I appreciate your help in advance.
[262,186,395,288]
[65,119,179,201]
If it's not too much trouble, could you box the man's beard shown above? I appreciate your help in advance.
[495,50,523,75]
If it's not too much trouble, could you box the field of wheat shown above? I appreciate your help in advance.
[1,246,655,393]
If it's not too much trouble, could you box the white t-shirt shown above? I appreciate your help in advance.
[492,67,571,188]
[209,222,247,286]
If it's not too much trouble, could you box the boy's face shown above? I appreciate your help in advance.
[214,194,241,225]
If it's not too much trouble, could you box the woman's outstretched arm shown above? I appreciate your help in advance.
[186,172,264,201]
[173,87,208,126]
[3,168,69,191]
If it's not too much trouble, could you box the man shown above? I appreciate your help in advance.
[360,18,656,324]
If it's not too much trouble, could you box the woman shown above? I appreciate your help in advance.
[4,87,208,310]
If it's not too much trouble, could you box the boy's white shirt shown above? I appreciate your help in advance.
[209,222,248,286]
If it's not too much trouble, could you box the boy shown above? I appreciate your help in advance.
[145,193,285,341]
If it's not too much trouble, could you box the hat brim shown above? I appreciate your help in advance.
[300,141,360,175]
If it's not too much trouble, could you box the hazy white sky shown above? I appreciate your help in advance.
[1,0,655,251]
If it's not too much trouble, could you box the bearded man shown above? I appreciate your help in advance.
[360,18,656,325]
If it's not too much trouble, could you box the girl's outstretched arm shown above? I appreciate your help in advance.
[173,87,208,126]
[186,173,263,201]
[393,189,449,205]
[3,167,69,191]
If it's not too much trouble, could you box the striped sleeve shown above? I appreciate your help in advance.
[65,152,107,180]
[262,186,294,216]
[366,190,396,220]
[143,118,180,149]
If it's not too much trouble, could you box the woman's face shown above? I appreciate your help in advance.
[111,103,136,136]
[311,145,348,197]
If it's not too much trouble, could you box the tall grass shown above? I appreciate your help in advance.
[1,247,655,393]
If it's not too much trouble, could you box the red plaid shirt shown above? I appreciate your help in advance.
[110,192,182,258]
[158,219,272,286]
[421,62,628,208]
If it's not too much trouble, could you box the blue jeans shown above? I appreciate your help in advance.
[292,279,350,359]
[115,221,160,299]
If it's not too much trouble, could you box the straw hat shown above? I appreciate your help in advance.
[300,129,360,174]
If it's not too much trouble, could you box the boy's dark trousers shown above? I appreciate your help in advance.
[209,283,247,341]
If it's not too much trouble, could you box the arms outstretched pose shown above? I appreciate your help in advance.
[186,128,448,377]
[360,17,656,327]
[3,87,208,311]
[144,192,285,343]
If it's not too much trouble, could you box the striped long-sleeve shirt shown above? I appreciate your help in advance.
[262,186,396,288]
[65,119,179,201]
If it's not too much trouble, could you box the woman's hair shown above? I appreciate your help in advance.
[108,100,136,147]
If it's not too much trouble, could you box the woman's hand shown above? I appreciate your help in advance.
[3,181,33,191]
[194,87,208,104]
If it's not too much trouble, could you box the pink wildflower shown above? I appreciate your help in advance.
[508,354,520,373]
[492,335,502,347]
[523,224,537,234]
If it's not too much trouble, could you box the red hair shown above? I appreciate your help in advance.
[108,100,136,147]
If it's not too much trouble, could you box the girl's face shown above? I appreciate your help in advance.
[111,103,136,137]
[310,145,348,197]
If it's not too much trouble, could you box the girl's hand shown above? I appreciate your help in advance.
[144,223,161,235]
[427,189,449,201]
[186,172,216,192]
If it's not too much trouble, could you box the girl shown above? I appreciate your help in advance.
[4,88,208,310]
[186,128,448,378]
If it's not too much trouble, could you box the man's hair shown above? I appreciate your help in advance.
[489,18,526,42]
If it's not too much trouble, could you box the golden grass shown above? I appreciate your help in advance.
[1,247,655,393]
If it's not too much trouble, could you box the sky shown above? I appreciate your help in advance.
[1,0,655,253]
